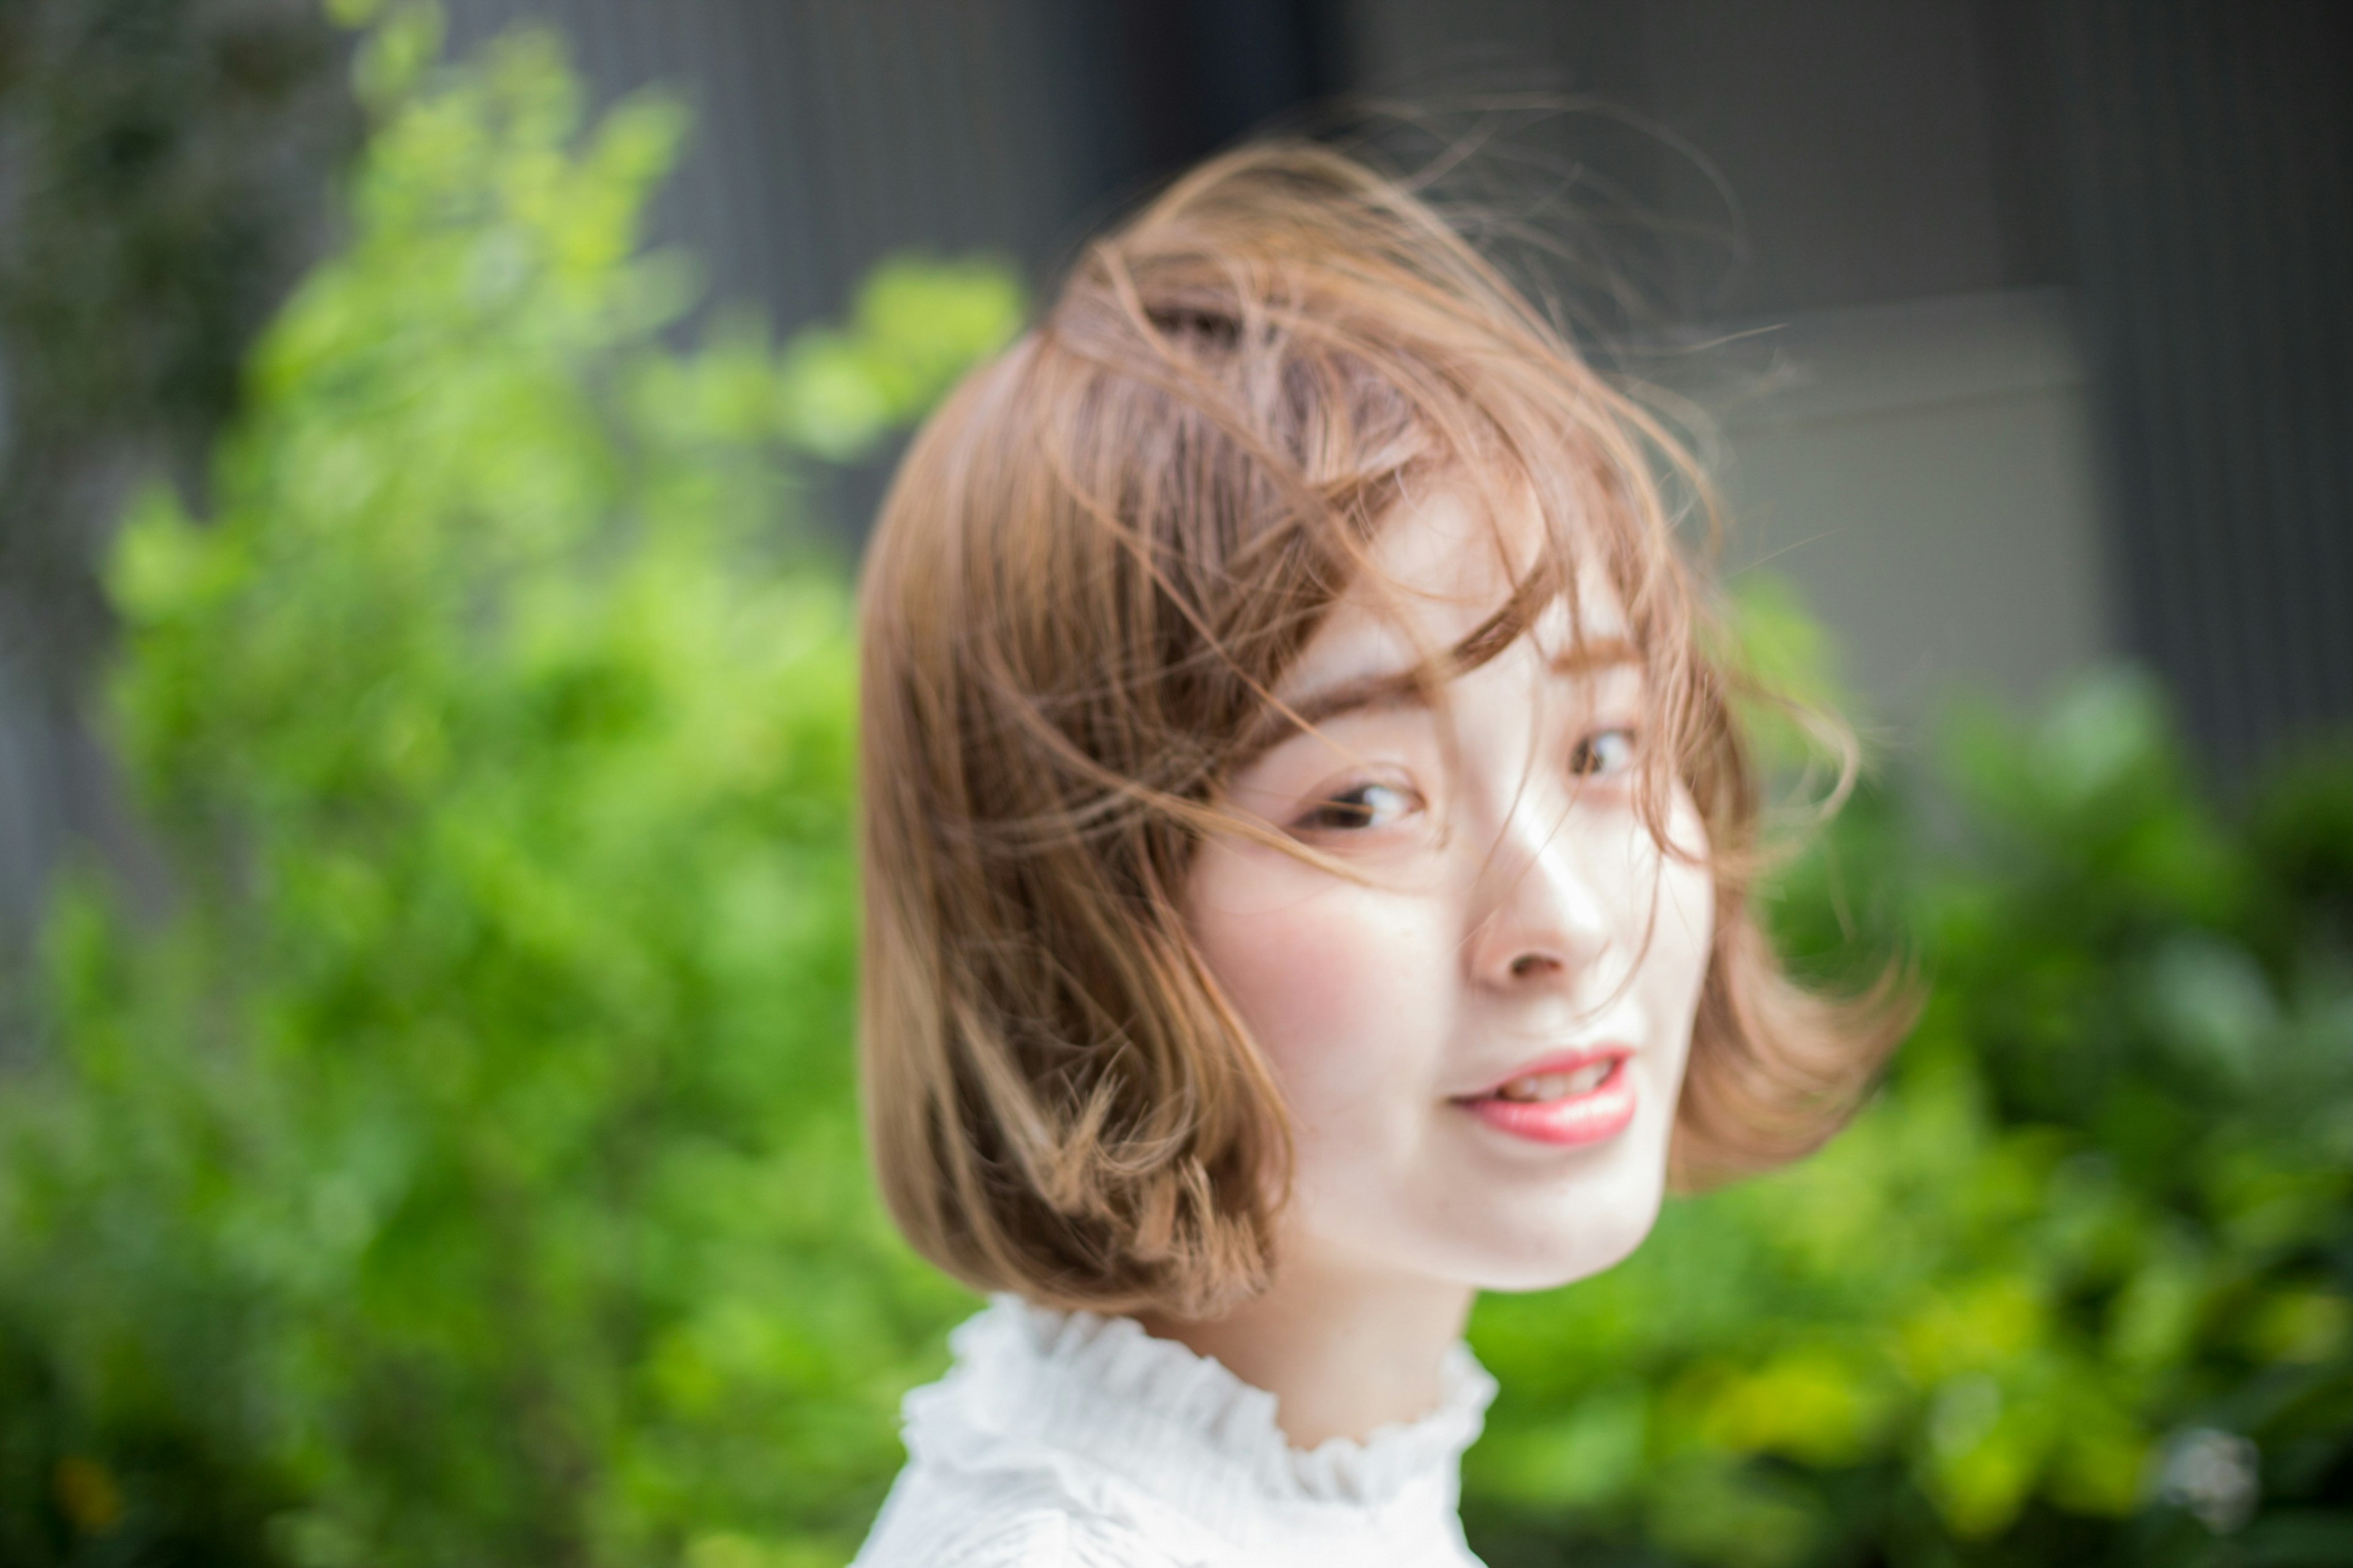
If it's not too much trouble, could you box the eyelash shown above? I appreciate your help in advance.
[1294,727,1641,833]
[1296,781,1416,833]
[1571,726,1640,779]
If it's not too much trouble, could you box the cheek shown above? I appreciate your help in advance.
[1183,845,1449,1119]
[1642,801,1717,1071]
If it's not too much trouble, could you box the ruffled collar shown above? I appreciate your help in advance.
[915,1292,1496,1527]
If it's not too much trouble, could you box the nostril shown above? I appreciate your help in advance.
[1509,953,1555,979]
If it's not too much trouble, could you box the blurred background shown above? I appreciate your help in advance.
[0,3,2347,1567]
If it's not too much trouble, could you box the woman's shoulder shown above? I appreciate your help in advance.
[851,1298,1224,1566]
[851,1486,1197,1568]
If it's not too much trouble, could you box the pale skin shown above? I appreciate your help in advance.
[1140,479,1717,1448]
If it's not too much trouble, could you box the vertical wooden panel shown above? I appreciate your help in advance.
[2057,0,2353,772]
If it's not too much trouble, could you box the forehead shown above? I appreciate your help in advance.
[1275,477,1632,698]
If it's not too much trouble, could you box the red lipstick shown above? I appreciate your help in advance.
[1452,1046,1636,1146]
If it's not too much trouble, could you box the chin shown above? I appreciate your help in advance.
[1461,1151,1670,1293]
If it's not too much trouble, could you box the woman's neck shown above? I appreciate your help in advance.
[1139,1259,1474,1450]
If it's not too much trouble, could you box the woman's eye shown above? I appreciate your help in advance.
[1570,728,1639,778]
[1298,781,1414,831]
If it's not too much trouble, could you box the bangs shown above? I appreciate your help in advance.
[1030,189,1727,879]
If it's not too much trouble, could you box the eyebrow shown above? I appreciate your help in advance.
[1231,634,1644,769]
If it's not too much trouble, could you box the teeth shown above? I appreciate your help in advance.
[1493,1060,1613,1101]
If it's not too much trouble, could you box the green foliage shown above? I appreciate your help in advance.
[2,7,2346,1568]
[0,9,1014,1566]
[1463,670,2353,1567]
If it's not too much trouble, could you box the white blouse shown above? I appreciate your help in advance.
[851,1295,1498,1567]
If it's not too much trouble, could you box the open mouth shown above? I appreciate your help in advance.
[1453,1050,1637,1146]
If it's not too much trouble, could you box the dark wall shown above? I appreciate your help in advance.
[2052,0,2353,776]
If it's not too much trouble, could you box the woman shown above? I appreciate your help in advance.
[849,140,1912,1566]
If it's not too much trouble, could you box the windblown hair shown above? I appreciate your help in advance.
[857,140,1914,1319]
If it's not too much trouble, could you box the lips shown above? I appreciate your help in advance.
[1452,1045,1637,1146]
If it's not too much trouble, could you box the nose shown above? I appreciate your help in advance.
[1468,800,1616,993]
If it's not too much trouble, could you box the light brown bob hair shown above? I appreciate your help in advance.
[857,140,1914,1319]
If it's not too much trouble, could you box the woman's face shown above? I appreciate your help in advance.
[1184,481,1715,1293]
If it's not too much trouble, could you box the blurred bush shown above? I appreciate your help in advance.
[1,6,2347,1568]
[0,5,1015,1565]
